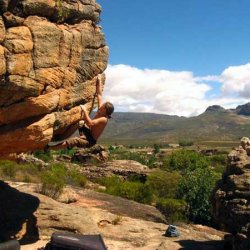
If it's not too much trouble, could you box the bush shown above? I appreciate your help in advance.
[156,198,187,223]
[0,160,18,178]
[98,176,153,204]
[146,170,181,199]
[177,167,220,225]
[153,144,160,154]
[209,154,227,167]
[179,140,194,147]
[163,150,209,172]
[39,164,66,199]
[0,160,40,182]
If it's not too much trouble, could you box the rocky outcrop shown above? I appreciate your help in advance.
[77,160,151,181]
[0,0,108,156]
[71,144,109,163]
[235,103,250,116]
[2,181,226,250]
[205,105,226,113]
[213,138,250,250]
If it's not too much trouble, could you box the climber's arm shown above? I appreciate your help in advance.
[80,105,107,127]
[96,75,103,109]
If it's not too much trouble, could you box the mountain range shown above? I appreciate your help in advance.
[99,103,250,145]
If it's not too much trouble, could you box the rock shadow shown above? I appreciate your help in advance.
[177,239,226,250]
[0,181,40,244]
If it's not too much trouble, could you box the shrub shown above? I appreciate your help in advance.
[209,154,227,165]
[153,144,160,154]
[179,140,194,147]
[112,216,123,225]
[146,170,181,199]
[0,160,40,182]
[15,164,40,183]
[156,198,187,223]
[0,160,18,178]
[98,176,153,204]
[177,167,220,225]
[39,164,66,199]
[163,150,209,172]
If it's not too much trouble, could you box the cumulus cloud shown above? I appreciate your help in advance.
[220,63,250,98]
[103,64,248,117]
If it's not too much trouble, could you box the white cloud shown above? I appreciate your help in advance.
[220,63,250,98]
[103,64,248,116]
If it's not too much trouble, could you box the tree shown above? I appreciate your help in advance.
[177,167,220,224]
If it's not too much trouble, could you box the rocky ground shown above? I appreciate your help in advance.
[0,181,226,250]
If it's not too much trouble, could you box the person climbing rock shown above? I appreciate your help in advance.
[46,75,114,151]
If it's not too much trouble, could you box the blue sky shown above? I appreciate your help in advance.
[98,0,250,116]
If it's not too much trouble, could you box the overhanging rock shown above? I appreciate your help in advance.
[0,0,109,156]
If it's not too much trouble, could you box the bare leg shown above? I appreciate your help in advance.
[49,142,68,150]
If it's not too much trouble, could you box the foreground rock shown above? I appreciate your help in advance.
[213,137,250,250]
[0,181,226,250]
[0,0,108,156]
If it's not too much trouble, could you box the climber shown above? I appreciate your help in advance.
[46,75,114,151]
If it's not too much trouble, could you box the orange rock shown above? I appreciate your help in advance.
[0,45,6,75]
[0,0,108,156]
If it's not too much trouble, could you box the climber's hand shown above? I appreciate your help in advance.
[96,75,102,95]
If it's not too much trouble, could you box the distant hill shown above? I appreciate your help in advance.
[99,103,250,145]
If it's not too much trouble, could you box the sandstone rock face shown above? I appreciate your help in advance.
[213,138,250,250]
[0,0,108,156]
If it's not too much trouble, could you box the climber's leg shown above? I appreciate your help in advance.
[48,141,68,150]
[66,136,93,149]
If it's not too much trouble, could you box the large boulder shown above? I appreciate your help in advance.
[0,0,108,156]
[213,138,250,250]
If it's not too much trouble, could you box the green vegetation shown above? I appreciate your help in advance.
[100,111,250,147]
[177,167,220,224]
[179,140,194,147]
[163,149,208,172]
[40,164,66,199]
[0,160,40,183]
[98,176,153,204]
[156,198,187,223]
[55,0,70,23]
[0,160,87,199]
[146,170,181,199]
[0,143,227,226]
[34,150,53,162]
[102,147,225,225]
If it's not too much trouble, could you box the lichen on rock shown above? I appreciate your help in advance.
[0,0,109,156]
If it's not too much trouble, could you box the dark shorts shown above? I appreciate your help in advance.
[66,126,96,149]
